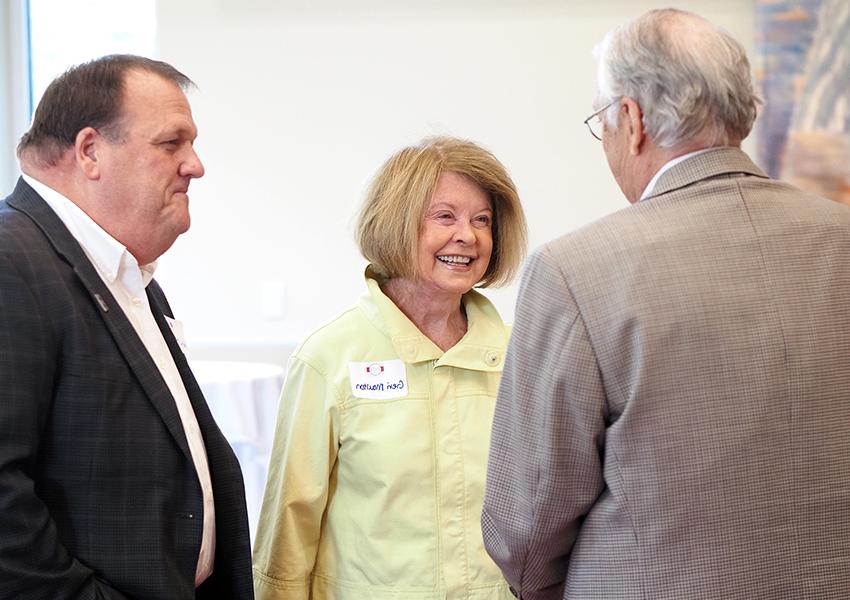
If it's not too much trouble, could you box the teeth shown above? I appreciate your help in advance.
[438,255,471,264]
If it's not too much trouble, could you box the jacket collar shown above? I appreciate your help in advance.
[6,177,195,461]
[643,146,768,201]
[358,265,508,371]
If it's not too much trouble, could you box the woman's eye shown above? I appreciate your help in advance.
[474,215,492,227]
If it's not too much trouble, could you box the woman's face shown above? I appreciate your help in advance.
[414,171,493,298]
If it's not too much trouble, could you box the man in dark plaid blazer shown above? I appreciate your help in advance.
[482,9,850,600]
[0,56,253,599]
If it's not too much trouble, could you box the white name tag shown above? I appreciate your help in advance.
[164,316,187,352]
[348,359,408,399]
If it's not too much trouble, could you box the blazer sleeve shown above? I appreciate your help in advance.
[252,355,341,600]
[0,255,129,600]
[481,246,607,600]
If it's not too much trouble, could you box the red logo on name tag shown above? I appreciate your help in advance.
[366,363,384,376]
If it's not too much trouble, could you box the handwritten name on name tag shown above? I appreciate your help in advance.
[348,359,408,399]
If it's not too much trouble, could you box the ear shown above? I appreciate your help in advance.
[74,127,102,180]
[621,97,646,156]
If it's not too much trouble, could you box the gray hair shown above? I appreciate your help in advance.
[594,9,761,148]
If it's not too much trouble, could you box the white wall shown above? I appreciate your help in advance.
[0,0,29,193]
[153,0,756,363]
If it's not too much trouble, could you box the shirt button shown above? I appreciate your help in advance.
[131,297,142,306]
[485,351,501,366]
[405,344,417,360]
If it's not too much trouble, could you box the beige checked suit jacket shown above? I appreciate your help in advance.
[482,148,850,599]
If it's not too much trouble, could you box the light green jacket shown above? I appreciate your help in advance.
[253,268,513,599]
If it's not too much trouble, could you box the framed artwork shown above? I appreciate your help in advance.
[755,0,850,205]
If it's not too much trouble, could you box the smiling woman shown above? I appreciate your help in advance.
[252,136,529,600]
[414,171,495,301]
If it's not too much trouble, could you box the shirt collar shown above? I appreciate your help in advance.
[639,148,712,202]
[359,265,508,370]
[22,173,157,286]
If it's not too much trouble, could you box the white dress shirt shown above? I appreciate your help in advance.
[22,174,216,587]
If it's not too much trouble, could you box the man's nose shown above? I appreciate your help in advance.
[181,146,205,179]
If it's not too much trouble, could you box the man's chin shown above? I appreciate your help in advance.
[171,204,191,231]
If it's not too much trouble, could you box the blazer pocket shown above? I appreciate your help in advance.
[60,354,131,380]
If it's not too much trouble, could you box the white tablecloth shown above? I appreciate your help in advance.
[191,360,285,542]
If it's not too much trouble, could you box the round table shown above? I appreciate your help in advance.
[191,360,285,542]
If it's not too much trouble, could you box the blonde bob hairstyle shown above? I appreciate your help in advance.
[355,136,528,288]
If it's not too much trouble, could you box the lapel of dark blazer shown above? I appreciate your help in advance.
[6,177,194,461]
[145,280,228,453]
[146,281,247,525]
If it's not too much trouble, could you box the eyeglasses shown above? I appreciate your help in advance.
[583,99,619,141]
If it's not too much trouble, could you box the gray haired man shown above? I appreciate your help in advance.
[482,9,850,600]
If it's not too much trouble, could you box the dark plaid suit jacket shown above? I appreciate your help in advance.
[0,178,254,599]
